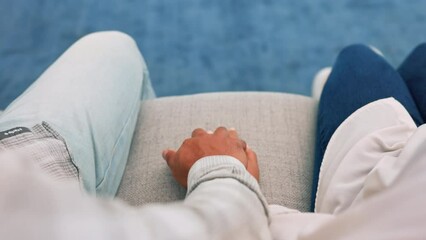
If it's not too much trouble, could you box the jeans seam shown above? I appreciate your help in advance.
[94,93,141,189]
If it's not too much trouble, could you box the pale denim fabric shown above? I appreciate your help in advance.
[0,31,155,197]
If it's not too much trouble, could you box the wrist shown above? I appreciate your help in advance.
[186,155,269,219]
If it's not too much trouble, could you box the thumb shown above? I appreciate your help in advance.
[162,149,176,166]
[246,147,260,182]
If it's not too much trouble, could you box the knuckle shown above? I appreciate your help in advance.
[192,128,203,134]
[192,128,207,137]
[182,138,192,145]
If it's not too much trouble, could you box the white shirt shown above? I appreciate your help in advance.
[270,98,426,239]
[0,154,270,240]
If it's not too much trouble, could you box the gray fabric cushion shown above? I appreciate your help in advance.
[117,92,317,212]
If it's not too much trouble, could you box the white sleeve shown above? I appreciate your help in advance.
[268,100,426,240]
[0,154,271,240]
[276,172,426,240]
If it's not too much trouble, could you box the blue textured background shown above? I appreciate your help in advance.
[1,0,426,109]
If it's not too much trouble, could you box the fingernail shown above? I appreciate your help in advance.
[229,127,236,131]
[162,150,168,159]
[207,130,213,134]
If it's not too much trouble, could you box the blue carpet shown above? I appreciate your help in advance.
[1,0,426,109]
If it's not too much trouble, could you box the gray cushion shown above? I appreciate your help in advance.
[117,92,317,212]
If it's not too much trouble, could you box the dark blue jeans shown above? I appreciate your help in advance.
[398,43,426,122]
[311,44,426,211]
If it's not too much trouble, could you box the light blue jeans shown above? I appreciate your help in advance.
[0,31,155,197]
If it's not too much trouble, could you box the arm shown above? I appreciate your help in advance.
[134,156,270,239]
[0,127,271,240]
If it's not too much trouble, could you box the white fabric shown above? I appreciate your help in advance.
[270,98,426,239]
[311,67,332,101]
[0,153,270,240]
[316,97,417,214]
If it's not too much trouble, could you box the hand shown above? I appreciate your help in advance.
[162,127,260,188]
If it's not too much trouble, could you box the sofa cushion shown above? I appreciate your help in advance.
[116,92,317,212]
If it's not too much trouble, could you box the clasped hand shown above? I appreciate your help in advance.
[162,127,259,187]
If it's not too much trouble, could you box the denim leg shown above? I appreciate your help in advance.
[0,31,155,197]
[311,44,423,210]
[398,43,426,121]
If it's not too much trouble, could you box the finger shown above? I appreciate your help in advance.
[229,128,239,139]
[162,149,176,165]
[246,147,260,182]
[191,128,208,137]
[240,140,247,151]
[214,126,228,136]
